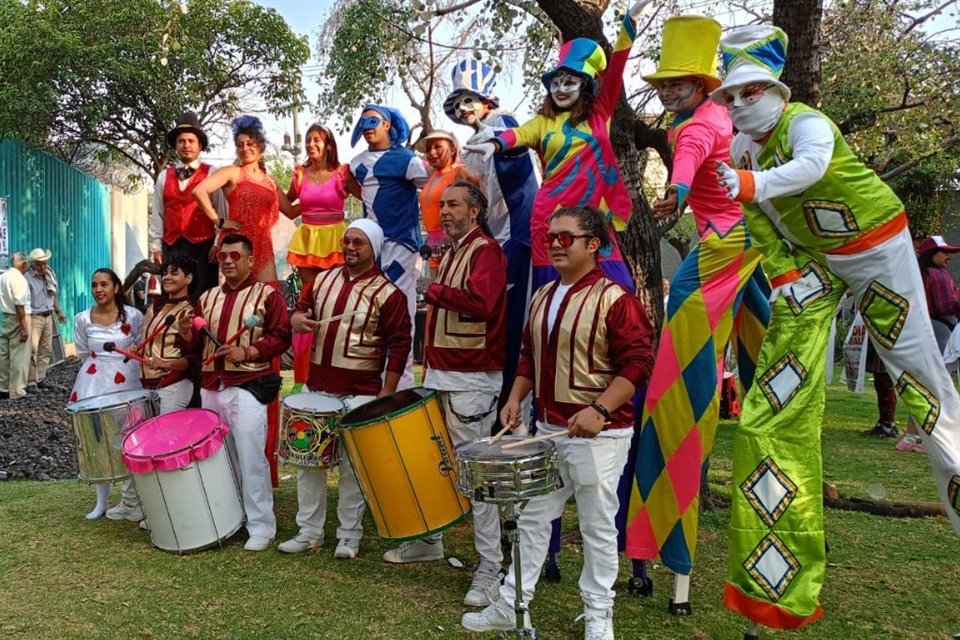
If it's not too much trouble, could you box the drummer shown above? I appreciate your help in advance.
[140,253,199,414]
[384,180,507,607]
[177,233,291,552]
[462,205,654,639]
[280,219,411,559]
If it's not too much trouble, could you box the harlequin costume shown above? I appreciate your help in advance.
[624,15,770,606]
[285,220,411,556]
[286,163,351,270]
[491,15,638,293]
[713,26,960,629]
[350,104,428,388]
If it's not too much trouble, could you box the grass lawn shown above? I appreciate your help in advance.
[1,383,957,639]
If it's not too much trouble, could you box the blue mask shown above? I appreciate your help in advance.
[357,115,383,131]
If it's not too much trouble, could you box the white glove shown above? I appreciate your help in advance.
[715,161,741,201]
[629,0,656,19]
[769,284,790,303]
[464,125,498,162]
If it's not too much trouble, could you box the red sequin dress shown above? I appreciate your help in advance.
[226,169,280,276]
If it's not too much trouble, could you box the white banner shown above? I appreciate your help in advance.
[841,310,869,393]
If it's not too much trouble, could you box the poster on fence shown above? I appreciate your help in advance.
[841,310,869,393]
[0,197,8,270]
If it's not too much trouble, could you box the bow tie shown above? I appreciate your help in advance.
[175,166,196,181]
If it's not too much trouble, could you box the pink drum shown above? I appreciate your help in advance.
[122,409,244,553]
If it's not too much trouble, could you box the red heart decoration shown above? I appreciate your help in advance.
[86,363,97,374]
[90,351,97,358]
[120,323,131,335]
[70,391,78,402]
[114,372,126,384]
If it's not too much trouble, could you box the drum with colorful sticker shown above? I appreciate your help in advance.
[278,392,344,468]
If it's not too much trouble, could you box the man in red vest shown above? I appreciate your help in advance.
[149,112,227,295]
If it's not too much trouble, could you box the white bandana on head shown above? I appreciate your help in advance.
[347,219,385,260]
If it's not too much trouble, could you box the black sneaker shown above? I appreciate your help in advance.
[25,384,39,394]
[861,422,899,438]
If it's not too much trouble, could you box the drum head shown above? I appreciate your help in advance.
[283,392,344,414]
[339,387,433,428]
[457,436,555,459]
[67,389,156,413]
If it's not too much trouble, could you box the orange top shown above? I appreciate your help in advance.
[418,163,467,234]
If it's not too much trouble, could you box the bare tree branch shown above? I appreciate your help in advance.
[879,133,959,181]
[903,0,959,34]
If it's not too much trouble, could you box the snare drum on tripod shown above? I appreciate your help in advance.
[455,436,562,504]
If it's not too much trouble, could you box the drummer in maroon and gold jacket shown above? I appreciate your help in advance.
[178,233,291,553]
[140,252,200,414]
[382,179,507,608]
[463,205,654,638]
[278,219,411,559]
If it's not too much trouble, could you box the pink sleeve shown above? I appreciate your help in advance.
[671,121,716,189]
[334,164,350,199]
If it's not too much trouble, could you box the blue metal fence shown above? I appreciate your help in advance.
[0,140,111,342]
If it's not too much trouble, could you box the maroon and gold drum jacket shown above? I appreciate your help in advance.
[140,296,199,389]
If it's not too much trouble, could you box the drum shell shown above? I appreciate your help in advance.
[277,392,343,468]
[122,409,244,553]
[338,387,472,542]
[455,437,562,504]
[65,390,159,483]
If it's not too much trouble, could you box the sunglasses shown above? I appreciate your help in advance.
[217,250,247,262]
[341,237,369,248]
[717,82,772,107]
[543,232,593,248]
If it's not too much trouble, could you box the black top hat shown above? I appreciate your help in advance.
[166,112,209,150]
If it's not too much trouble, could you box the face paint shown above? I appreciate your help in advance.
[655,78,702,114]
[726,87,786,137]
[549,73,583,109]
[454,93,485,124]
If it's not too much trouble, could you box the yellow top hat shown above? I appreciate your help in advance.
[642,15,722,92]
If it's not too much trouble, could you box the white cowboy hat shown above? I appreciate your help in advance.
[28,248,52,262]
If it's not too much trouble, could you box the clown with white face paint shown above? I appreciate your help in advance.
[707,25,960,633]
[548,72,583,108]
[625,14,770,616]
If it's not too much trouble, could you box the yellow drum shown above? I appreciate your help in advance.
[338,387,471,541]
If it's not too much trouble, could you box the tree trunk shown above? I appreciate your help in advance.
[773,0,824,106]
[536,0,666,333]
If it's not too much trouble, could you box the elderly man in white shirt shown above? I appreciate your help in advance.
[24,248,65,393]
[0,252,32,400]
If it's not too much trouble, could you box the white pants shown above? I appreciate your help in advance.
[201,386,276,538]
[499,429,632,611]
[825,228,960,533]
[156,378,193,415]
[438,390,503,575]
[380,240,421,390]
[293,395,375,541]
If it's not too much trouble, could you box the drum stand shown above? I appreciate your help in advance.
[501,500,537,639]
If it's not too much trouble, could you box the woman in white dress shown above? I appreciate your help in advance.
[70,268,144,520]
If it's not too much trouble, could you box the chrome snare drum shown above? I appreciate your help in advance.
[455,436,562,503]
[65,389,159,483]
[278,392,345,468]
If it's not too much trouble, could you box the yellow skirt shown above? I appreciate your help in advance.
[287,222,346,269]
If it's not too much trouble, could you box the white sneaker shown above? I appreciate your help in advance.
[278,533,322,554]
[382,538,444,564]
[463,570,502,607]
[577,607,614,640]
[139,519,150,531]
[244,535,274,551]
[461,599,515,633]
[105,501,144,522]
[334,538,360,560]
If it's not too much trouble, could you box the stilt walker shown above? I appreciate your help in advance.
[710,25,960,634]
[623,15,770,613]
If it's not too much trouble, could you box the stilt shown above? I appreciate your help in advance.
[743,620,760,640]
[667,573,692,615]
[626,559,653,597]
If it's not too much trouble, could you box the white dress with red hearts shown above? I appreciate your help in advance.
[70,306,145,403]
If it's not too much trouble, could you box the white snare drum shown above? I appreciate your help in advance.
[121,409,244,553]
[65,389,159,483]
[278,392,345,468]
[455,436,562,504]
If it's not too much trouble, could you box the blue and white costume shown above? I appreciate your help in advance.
[350,104,428,388]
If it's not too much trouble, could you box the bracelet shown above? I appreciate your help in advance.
[242,346,252,362]
[590,400,611,420]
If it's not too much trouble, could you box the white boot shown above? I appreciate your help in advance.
[578,606,614,640]
[86,484,110,520]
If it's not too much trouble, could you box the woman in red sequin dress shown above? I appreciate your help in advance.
[194,115,294,285]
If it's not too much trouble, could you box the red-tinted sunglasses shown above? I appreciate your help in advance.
[543,232,593,248]
[217,250,246,262]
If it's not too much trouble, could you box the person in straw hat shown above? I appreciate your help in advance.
[710,25,960,632]
[623,15,771,615]
[24,247,66,393]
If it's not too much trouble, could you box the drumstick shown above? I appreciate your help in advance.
[102,341,149,366]
[202,315,261,365]
[134,314,176,353]
[500,430,570,450]
[315,307,367,326]
[192,316,223,349]
[488,424,513,445]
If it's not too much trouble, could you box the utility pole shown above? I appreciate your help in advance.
[281,109,302,159]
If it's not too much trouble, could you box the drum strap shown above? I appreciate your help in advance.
[446,393,499,425]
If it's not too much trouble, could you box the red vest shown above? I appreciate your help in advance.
[162,164,216,245]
